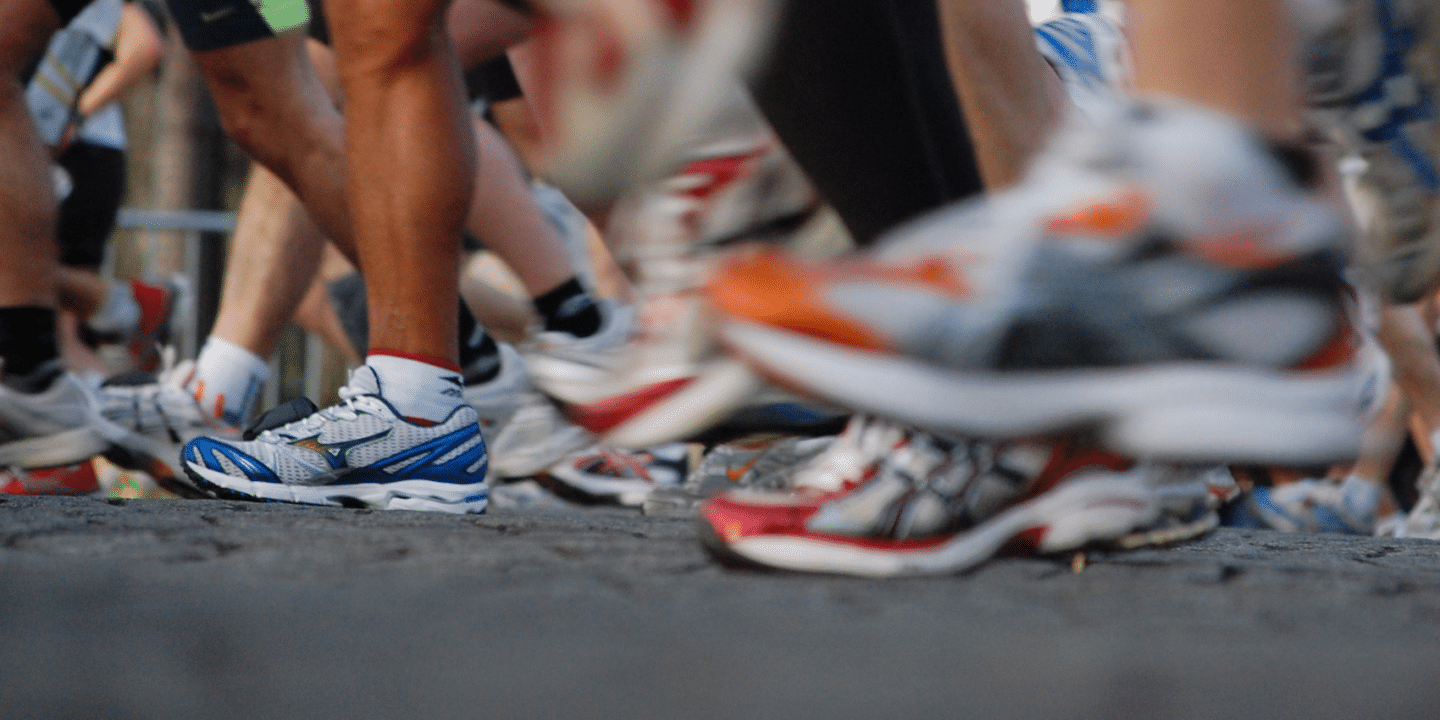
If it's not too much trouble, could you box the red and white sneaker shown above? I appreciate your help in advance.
[708,100,1380,466]
[524,136,830,448]
[542,442,690,506]
[529,0,781,200]
[0,460,100,496]
[698,434,1218,577]
[125,276,190,373]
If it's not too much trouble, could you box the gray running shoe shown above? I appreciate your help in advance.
[466,343,594,479]
[98,358,239,495]
[0,363,113,469]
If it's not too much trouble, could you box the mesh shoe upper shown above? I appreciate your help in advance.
[183,366,488,489]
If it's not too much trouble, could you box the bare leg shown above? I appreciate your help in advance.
[209,164,326,358]
[193,33,356,257]
[938,0,1067,189]
[0,0,63,309]
[293,245,362,363]
[329,0,472,364]
[1128,0,1303,138]
[468,116,572,296]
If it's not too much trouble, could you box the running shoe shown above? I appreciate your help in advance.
[180,366,490,513]
[647,414,911,515]
[127,276,192,373]
[97,357,239,496]
[0,460,100,496]
[0,362,114,469]
[528,0,781,199]
[1246,475,1382,534]
[709,100,1378,466]
[1394,464,1440,538]
[524,138,830,448]
[1303,0,1440,301]
[542,442,689,506]
[698,435,1217,577]
[642,433,836,516]
[465,343,594,479]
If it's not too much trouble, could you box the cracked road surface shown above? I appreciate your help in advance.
[2,495,1439,719]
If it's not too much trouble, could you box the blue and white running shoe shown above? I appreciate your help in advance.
[181,366,489,513]
[1247,476,1380,535]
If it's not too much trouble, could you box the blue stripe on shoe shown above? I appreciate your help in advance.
[186,437,280,483]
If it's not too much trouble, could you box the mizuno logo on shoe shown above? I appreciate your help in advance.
[290,429,392,468]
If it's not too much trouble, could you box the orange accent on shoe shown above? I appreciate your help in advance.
[706,248,974,352]
[1184,228,1296,270]
[1045,189,1152,239]
[213,393,226,421]
[726,454,763,483]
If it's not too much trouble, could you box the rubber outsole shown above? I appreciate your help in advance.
[721,319,1370,466]
[184,464,488,514]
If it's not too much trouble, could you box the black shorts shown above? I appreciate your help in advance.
[48,0,91,23]
[750,0,982,247]
[56,142,126,268]
[164,0,310,51]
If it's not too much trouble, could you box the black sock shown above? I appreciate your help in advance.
[533,277,601,338]
[458,301,501,384]
[0,307,59,383]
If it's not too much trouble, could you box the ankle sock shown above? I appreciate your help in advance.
[0,306,59,379]
[533,277,601,337]
[365,351,465,424]
[193,336,270,426]
[459,302,501,384]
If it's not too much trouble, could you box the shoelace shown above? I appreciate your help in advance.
[255,390,385,444]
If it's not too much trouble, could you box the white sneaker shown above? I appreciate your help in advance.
[466,343,594,479]
[181,366,489,513]
[708,100,1376,465]
[524,138,830,448]
[99,359,238,491]
[0,363,113,469]
[544,442,690,506]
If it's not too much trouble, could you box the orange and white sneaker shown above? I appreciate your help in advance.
[528,0,781,200]
[706,99,1383,466]
[698,433,1220,577]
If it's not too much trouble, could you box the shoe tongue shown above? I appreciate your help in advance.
[344,365,383,397]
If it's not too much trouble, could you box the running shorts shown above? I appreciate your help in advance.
[165,0,310,51]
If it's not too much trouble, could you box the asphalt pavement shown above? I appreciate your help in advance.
[2,493,1439,719]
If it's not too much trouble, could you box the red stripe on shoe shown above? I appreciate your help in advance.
[564,377,695,433]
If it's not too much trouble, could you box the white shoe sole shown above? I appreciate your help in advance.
[722,320,1370,465]
[706,467,1167,578]
[184,463,489,514]
[0,426,110,469]
[596,358,763,448]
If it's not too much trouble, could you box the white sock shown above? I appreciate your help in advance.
[192,336,270,426]
[364,353,465,423]
[87,281,142,337]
